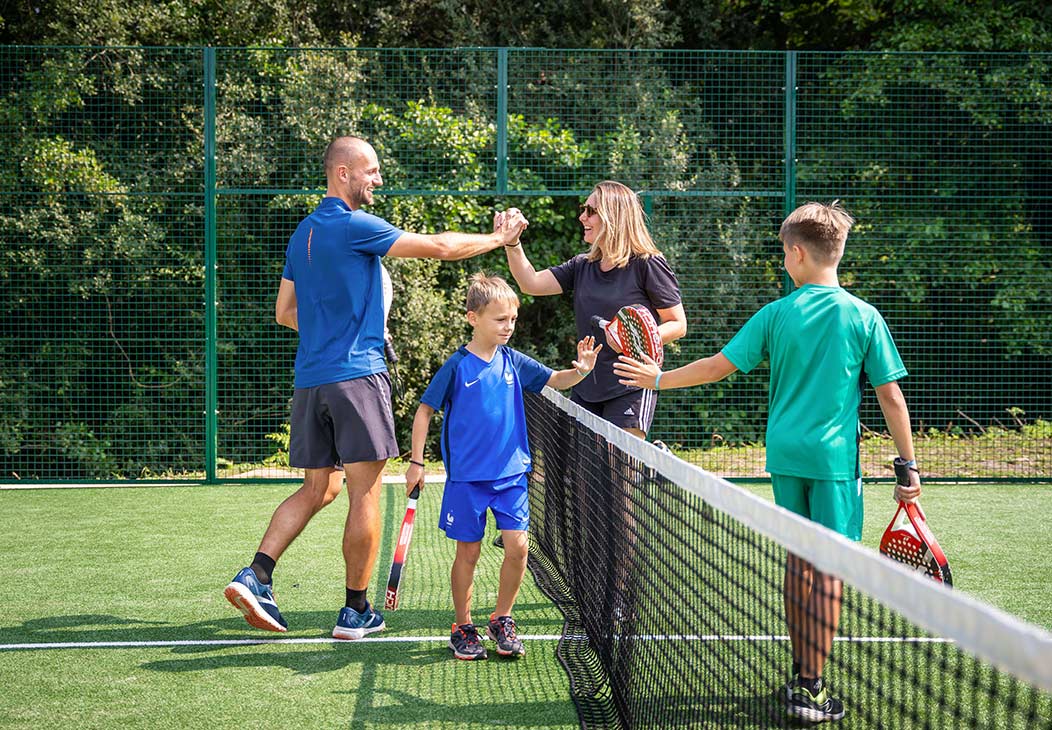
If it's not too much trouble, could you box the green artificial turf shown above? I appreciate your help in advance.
[2,480,1049,729]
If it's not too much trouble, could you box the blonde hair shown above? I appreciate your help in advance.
[465,272,519,313]
[586,180,662,268]
[779,200,855,265]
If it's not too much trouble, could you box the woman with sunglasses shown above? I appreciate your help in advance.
[504,180,686,439]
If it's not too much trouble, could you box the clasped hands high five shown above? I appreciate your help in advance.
[494,208,529,246]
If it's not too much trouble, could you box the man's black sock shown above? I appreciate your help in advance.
[346,588,367,613]
[251,552,276,585]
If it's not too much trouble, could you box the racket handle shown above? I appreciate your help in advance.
[591,315,609,330]
[384,333,399,364]
[409,484,421,499]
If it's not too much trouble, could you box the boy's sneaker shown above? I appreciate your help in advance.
[449,623,488,660]
[224,567,288,632]
[786,677,845,724]
[779,663,801,702]
[332,602,385,640]
[486,614,525,657]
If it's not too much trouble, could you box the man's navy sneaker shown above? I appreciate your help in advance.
[332,602,386,640]
[224,567,288,632]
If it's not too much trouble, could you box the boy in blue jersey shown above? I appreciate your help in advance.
[405,273,600,660]
[614,202,923,724]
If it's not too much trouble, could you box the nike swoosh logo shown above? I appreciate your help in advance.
[465,379,480,387]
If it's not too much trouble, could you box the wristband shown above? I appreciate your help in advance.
[576,367,591,377]
[903,459,917,468]
[409,459,425,468]
[654,371,663,391]
[505,240,521,248]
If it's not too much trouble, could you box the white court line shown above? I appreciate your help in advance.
[0,635,566,650]
[0,475,449,491]
[0,634,950,651]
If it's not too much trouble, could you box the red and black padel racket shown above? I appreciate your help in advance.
[384,483,421,610]
[592,304,664,367]
[879,457,953,586]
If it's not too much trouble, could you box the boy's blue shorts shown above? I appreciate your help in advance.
[439,472,529,543]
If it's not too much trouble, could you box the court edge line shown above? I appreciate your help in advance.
[0,635,951,650]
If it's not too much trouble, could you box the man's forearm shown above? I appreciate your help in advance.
[432,231,503,260]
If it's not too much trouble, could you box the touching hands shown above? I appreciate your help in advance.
[573,336,602,376]
[494,208,529,246]
[613,353,662,390]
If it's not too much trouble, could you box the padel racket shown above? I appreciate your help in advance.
[879,457,953,586]
[592,304,664,367]
[384,483,421,610]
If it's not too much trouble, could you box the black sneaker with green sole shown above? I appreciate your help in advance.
[786,677,845,724]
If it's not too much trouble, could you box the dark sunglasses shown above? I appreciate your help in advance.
[579,203,599,217]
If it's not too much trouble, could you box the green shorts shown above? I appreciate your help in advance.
[771,473,863,542]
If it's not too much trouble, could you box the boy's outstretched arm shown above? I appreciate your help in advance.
[874,381,922,503]
[613,352,738,390]
[405,403,435,497]
[547,336,602,390]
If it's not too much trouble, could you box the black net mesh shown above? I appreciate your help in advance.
[524,389,1052,729]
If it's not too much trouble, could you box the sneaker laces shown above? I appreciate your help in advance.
[494,616,517,641]
[456,624,481,647]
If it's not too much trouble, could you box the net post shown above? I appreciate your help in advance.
[496,47,509,195]
[203,46,218,483]
[782,50,798,297]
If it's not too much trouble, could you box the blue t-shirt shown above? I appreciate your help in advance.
[281,197,404,388]
[421,346,552,482]
[721,284,907,480]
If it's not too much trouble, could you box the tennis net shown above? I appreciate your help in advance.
[524,388,1052,729]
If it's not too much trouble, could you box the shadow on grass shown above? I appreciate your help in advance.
[0,614,579,729]
[0,602,560,646]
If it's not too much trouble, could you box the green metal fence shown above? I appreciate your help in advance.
[2,47,1050,483]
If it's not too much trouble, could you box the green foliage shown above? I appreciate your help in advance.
[3,0,1051,52]
[53,421,115,479]
[2,44,1050,479]
[264,424,291,468]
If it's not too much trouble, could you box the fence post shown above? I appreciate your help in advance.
[204,46,218,483]
[496,48,509,195]
[782,50,798,296]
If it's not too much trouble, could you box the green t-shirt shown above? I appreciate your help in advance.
[721,284,906,480]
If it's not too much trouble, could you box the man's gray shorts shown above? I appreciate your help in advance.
[289,373,399,467]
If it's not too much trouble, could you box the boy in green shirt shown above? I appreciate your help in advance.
[613,201,922,724]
